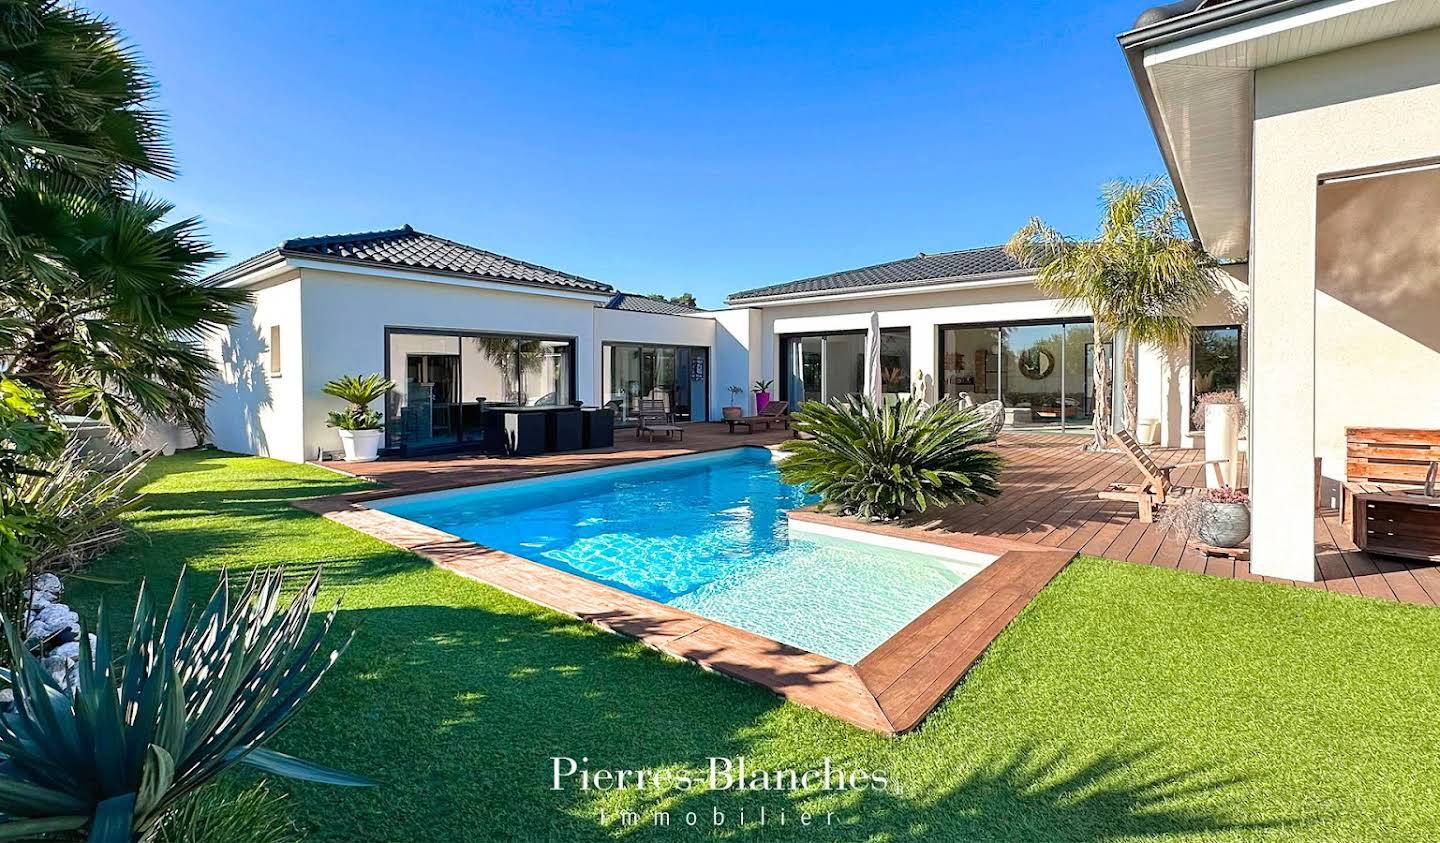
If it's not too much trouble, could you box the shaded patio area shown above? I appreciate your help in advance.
[315,424,1440,607]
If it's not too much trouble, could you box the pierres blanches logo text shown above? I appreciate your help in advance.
[550,756,895,831]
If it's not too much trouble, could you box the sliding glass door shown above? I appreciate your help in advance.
[603,344,709,425]
[779,329,911,406]
[384,329,576,453]
[940,319,1112,431]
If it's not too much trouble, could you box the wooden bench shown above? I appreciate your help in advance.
[1342,427,1440,521]
[1343,428,1440,561]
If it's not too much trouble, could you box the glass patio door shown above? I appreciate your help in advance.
[941,320,1114,432]
[605,344,708,424]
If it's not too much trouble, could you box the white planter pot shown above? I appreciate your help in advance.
[337,429,383,462]
[1204,404,1240,488]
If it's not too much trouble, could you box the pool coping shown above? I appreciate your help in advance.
[295,449,1074,734]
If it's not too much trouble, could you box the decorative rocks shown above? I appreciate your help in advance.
[29,602,78,642]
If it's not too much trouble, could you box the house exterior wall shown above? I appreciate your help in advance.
[752,281,1072,405]
[297,268,603,461]
[712,308,762,413]
[204,272,306,463]
[740,277,1244,447]
[1250,25,1440,580]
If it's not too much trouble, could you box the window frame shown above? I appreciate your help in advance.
[268,325,282,377]
[1188,323,1244,432]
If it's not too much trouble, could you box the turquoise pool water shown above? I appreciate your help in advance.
[373,447,987,662]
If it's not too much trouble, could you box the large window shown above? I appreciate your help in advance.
[779,328,911,405]
[940,319,1112,430]
[603,344,709,425]
[384,329,575,452]
[1190,325,1242,429]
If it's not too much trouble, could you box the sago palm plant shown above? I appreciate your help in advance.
[322,374,394,430]
[0,567,373,841]
[779,396,1003,521]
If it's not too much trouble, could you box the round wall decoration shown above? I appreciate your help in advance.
[1017,348,1056,380]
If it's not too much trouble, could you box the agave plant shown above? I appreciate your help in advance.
[779,395,1004,521]
[322,374,394,431]
[0,567,372,841]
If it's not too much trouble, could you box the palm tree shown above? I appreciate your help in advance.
[1006,179,1218,450]
[0,0,243,437]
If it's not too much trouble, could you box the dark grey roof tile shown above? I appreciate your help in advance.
[208,225,614,294]
[726,245,1025,303]
[605,292,703,315]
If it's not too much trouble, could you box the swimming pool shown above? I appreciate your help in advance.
[372,447,993,663]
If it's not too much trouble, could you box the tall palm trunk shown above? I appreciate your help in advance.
[1122,333,1138,434]
[1089,324,1111,451]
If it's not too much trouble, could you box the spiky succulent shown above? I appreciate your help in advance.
[0,567,372,841]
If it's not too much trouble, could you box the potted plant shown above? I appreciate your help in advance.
[1193,391,1246,487]
[723,385,745,421]
[1160,486,1251,548]
[753,379,774,413]
[323,374,395,462]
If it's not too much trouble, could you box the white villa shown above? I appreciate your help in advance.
[206,0,1440,583]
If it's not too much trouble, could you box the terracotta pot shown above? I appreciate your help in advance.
[1199,502,1250,548]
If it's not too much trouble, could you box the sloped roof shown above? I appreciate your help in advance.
[726,245,1025,304]
[208,225,614,294]
[605,292,703,315]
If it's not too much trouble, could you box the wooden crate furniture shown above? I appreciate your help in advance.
[1352,488,1440,562]
[1342,427,1440,522]
[1099,430,1228,523]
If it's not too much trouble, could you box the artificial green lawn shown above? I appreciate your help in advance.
[68,450,1440,842]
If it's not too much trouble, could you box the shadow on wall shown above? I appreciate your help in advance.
[211,314,272,456]
[1317,167,1440,356]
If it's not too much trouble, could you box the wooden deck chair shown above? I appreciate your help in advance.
[726,400,791,433]
[634,398,683,442]
[1099,429,1228,522]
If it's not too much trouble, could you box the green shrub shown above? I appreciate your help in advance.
[779,396,1004,520]
[0,378,63,578]
[0,568,373,841]
[154,781,300,843]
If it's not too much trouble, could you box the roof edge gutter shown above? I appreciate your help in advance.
[1116,0,1309,259]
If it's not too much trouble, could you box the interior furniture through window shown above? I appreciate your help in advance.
[383,328,576,454]
[779,328,911,405]
[602,343,709,425]
[940,319,1112,431]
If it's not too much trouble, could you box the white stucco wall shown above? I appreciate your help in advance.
[1250,26,1440,580]
[297,268,606,461]
[205,272,306,462]
[713,308,762,412]
[738,279,1243,446]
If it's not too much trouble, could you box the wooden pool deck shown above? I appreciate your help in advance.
[318,424,1438,606]
[299,423,1438,732]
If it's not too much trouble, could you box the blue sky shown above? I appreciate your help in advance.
[94,0,1162,308]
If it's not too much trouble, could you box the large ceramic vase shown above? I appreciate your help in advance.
[1199,502,1251,548]
[337,428,383,462]
[1204,403,1241,488]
